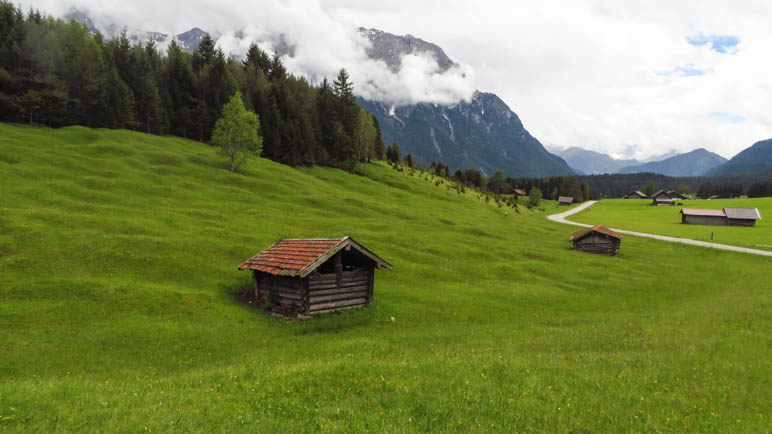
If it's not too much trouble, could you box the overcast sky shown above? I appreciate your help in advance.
[33,0,772,160]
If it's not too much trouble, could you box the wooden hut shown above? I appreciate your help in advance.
[623,190,647,199]
[558,196,574,206]
[513,188,526,197]
[667,191,689,200]
[680,207,761,226]
[680,208,727,226]
[725,208,761,226]
[238,237,392,315]
[651,190,673,206]
[570,225,622,256]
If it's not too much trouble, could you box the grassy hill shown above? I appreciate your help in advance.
[0,123,770,432]
[568,198,772,251]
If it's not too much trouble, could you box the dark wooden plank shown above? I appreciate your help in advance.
[309,304,365,315]
[309,290,369,304]
[367,268,374,303]
[309,270,370,283]
[275,291,303,301]
[309,297,368,312]
[309,279,370,291]
[308,285,369,296]
[303,278,310,315]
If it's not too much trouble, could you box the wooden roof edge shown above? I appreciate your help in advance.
[296,236,392,277]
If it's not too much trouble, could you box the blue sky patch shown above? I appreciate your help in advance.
[709,112,745,123]
[688,34,740,53]
[676,65,705,77]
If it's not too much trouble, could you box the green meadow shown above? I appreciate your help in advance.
[568,198,772,251]
[0,123,770,432]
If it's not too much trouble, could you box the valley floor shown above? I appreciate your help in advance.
[566,198,772,252]
[552,200,772,257]
[0,124,769,432]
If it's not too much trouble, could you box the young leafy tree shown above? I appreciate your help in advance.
[353,108,377,173]
[528,186,542,207]
[211,92,262,172]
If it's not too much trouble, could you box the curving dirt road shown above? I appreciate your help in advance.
[547,200,772,257]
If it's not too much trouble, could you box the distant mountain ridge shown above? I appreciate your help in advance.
[358,28,573,177]
[64,8,209,52]
[708,139,772,175]
[618,148,727,176]
[359,92,574,177]
[554,147,641,174]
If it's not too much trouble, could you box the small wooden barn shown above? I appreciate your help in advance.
[238,237,392,315]
[680,207,761,226]
[558,196,574,206]
[651,190,673,206]
[680,208,727,226]
[513,188,526,196]
[725,208,761,226]
[667,191,689,200]
[570,224,622,256]
[623,190,647,199]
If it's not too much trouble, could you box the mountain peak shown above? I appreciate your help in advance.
[358,27,458,73]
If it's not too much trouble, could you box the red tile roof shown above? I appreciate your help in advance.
[680,208,726,217]
[239,238,345,276]
[570,224,622,242]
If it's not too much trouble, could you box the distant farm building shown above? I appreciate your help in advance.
[680,208,761,227]
[623,191,647,199]
[570,224,622,256]
[667,191,689,200]
[238,237,392,315]
[558,196,574,206]
[513,189,526,196]
[651,190,673,206]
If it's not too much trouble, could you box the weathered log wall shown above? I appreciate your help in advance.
[682,215,728,226]
[573,234,620,256]
[307,268,373,314]
[257,274,306,310]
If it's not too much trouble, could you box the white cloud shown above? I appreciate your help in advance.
[25,0,772,159]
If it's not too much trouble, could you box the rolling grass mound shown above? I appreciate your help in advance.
[0,123,769,431]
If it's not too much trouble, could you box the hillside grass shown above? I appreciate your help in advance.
[0,123,770,432]
[568,198,772,251]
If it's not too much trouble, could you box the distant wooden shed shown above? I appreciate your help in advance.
[238,237,392,315]
[651,190,673,206]
[558,196,574,206]
[680,207,761,226]
[725,208,762,226]
[680,208,727,226]
[513,188,526,196]
[570,225,622,256]
[667,191,689,200]
[623,190,647,199]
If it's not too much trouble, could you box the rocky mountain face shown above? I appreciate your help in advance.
[358,28,572,177]
[358,28,457,72]
[618,148,728,176]
[554,147,641,175]
[360,92,573,177]
[64,8,207,52]
[708,139,772,175]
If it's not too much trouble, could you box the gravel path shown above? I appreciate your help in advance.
[547,200,772,257]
